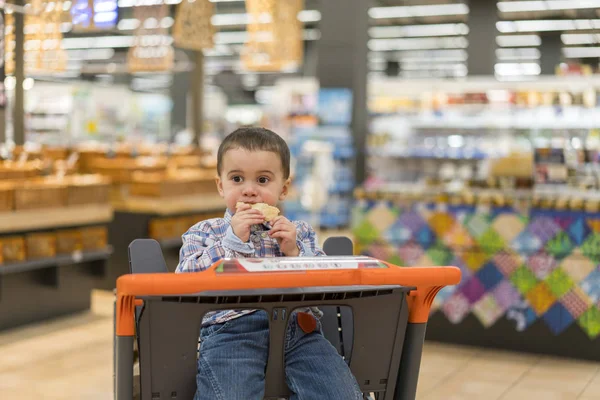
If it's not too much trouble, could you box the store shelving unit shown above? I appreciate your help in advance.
[0,206,114,331]
[100,194,225,290]
[354,75,600,359]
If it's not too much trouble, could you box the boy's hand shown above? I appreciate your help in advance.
[269,216,300,256]
[231,203,265,242]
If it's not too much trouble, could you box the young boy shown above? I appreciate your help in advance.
[176,127,362,400]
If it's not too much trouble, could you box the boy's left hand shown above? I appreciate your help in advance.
[269,216,300,256]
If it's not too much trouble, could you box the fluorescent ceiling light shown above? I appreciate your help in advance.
[117,18,140,30]
[495,62,541,76]
[401,63,467,72]
[61,36,134,49]
[368,37,468,51]
[398,49,468,59]
[496,35,541,47]
[298,10,321,23]
[401,68,467,78]
[67,48,116,61]
[212,13,251,26]
[204,44,235,57]
[211,10,320,26]
[369,49,468,62]
[401,55,467,63]
[215,28,320,44]
[562,33,600,45]
[497,19,600,33]
[563,46,600,58]
[369,3,469,19]
[369,23,468,38]
[498,0,600,13]
[496,47,541,60]
[117,0,166,6]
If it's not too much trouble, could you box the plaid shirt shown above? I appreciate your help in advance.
[176,209,326,326]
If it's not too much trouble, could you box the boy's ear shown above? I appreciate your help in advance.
[215,175,224,197]
[279,177,291,201]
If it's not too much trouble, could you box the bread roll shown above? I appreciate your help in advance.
[236,202,280,221]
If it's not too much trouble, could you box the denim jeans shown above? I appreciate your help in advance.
[194,310,362,400]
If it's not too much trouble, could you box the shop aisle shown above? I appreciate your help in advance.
[1,290,599,400]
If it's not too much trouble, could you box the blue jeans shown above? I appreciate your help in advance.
[195,310,362,400]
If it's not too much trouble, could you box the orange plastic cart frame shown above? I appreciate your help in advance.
[116,259,460,336]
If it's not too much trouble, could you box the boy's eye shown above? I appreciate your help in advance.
[258,176,269,184]
[232,176,243,183]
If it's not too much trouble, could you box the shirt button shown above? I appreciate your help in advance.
[261,232,267,238]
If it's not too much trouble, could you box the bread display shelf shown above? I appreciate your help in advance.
[0,247,113,275]
[0,204,113,234]
[113,194,224,216]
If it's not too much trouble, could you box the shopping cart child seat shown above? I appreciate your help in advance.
[115,237,460,400]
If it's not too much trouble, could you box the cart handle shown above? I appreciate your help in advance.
[115,258,460,336]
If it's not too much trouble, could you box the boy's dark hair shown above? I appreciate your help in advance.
[217,127,291,179]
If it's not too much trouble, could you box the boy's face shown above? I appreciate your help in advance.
[216,147,290,212]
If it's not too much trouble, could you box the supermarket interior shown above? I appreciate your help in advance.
[3,0,600,399]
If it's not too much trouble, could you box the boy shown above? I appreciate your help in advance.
[176,127,362,400]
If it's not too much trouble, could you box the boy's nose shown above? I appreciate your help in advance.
[242,184,258,196]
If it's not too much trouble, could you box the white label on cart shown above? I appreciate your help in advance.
[238,257,360,272]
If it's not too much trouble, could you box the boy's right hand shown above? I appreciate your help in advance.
[231,203,265,242]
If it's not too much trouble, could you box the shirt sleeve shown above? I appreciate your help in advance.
[294,221,326,257]
[176,221,254,273]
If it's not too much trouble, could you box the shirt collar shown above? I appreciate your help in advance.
[224,208,272,231]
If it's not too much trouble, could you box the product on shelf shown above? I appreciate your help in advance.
[0,160,43,179]
[42,174,112,206]
[80,226,108,251]
[0,236,26,264]
[14,181,67,211]
[25,232,57,260]
[0,182,14,212]
[56,229,84,254]
[148,217,190,241]
[85,156,168,184]
[128,169,217,198]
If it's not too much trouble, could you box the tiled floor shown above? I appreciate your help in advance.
[1,290,599,400]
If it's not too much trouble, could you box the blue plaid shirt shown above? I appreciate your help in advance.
[176,209,326,326]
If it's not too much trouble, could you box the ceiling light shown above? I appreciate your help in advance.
[494,62,541,76]
[297,10,321,23]
[497,19,600,33]
[498,0,600,13]
[368,37,468,51]
[117,18,140,30]
[62,35,136,49]
[211,10,320,26]
[563,46,600,58]
[211,13,251,26]
[369,3,469,19]
[561,33,600,45]
[496,35,541,47]
[214,28,320,44]
[496,47,541,60]
[369,23,468,38]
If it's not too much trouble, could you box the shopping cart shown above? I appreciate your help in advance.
[114,237,460,400]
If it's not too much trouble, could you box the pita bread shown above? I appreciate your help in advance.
[236,202,280,221]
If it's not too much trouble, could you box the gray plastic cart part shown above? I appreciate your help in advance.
[116,335,134,400]
[134,285,410,400]
[396,323,428,400]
